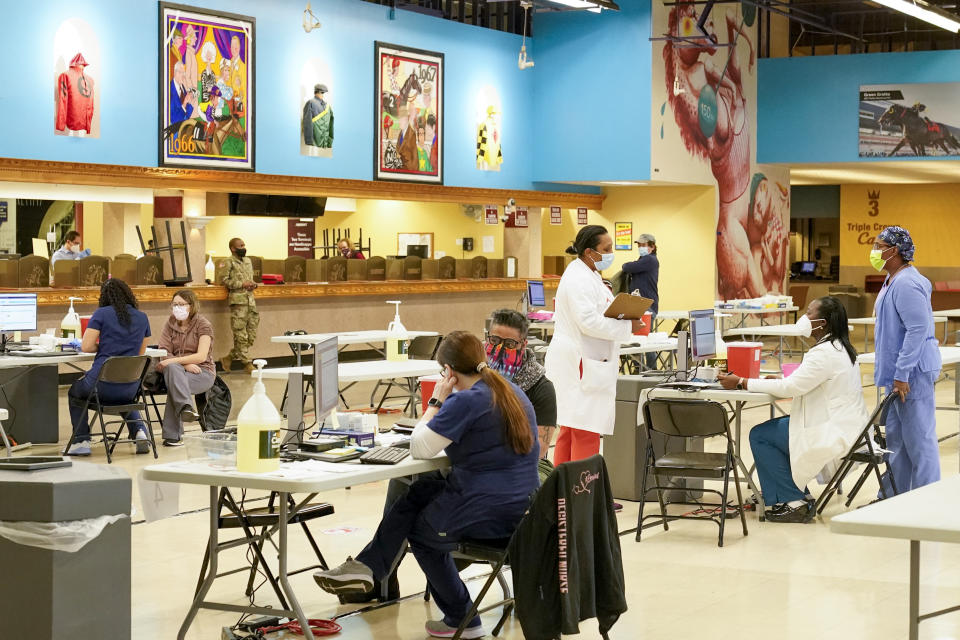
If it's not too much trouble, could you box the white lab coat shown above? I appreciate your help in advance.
[545,259,633,435]
[748,340,868,489]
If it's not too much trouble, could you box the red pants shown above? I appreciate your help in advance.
[553,426,601,465]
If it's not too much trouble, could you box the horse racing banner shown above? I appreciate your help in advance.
[859,83,960,158]
[374,42,444,184]
[159,3,255,170]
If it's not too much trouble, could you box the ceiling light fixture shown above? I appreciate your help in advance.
[872,0,960,32]
[544,0,621,13]
[302,2,321,33]
[519,1,535,69]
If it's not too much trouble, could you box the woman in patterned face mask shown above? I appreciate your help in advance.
[486,309,557,457]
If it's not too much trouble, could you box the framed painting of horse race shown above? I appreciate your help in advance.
[859,83,960,158]
[374,41,443,184]
[159,3,255,170]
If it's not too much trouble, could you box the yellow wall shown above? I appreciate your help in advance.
[840,184,960,267]
[205,200,505,260]
[541,185,717,311]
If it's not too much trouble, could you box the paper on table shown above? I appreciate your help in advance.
[482,236,494,253]
[137,470,180,523]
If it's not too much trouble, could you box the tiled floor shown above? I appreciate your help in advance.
[22,363,960,639]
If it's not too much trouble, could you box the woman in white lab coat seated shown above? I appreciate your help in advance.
[545,225,645,465]
[718,296,867,523]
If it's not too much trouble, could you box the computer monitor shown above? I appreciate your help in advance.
[800,261,816,275]
[313,336,339,422]
[0,293,37,333]
[526,280,546,308]
[689,309,716,361]
[406,244,429,259]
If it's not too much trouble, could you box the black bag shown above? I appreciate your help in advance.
[196,375,232,432]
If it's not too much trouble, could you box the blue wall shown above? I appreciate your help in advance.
[0,0,542,190]
[758,50,960,164]
[532,0,651,183]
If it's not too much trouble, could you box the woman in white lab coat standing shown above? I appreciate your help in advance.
[719,296,868,523]
[545,225,644,464]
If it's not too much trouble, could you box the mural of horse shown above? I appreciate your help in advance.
[879,103,960,156]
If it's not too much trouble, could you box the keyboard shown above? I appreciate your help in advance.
[658,381,723,390]
[359,446,410,465]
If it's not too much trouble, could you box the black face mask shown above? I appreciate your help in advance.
[234,248,247,259]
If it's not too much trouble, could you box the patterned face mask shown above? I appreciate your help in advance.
[485,341,525,380]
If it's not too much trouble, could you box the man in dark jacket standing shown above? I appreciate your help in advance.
[622,233,660,368]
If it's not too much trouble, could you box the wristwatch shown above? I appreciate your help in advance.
[736,378,745,391]
[428,397,443,409]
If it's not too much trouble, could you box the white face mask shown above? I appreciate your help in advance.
[172,305,190,321]
[795,314,825,338]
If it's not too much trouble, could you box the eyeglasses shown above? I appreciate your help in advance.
[486,335,521,350]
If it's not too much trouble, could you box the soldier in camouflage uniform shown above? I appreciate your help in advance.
[220,238,259,373]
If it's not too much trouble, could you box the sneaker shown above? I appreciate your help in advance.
[339,573,400,604]
[425,618,486,639]
[180,407,200,423]
[613,501,623,513]
[66,440,92,456]
[134,428,150,455]
[313,557,374,595]
[162,438,184,447]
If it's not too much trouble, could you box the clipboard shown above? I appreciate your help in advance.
[603,294,654,320]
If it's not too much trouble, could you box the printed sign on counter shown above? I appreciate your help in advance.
[288,219,315,258]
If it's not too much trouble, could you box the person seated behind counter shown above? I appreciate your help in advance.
[718,296,867,523]
[155,290,215,447]
[313,331,540,639]
[50,230,92,266]
[339,309,558,606]
[337,238,365,259]
[66,279,153,456]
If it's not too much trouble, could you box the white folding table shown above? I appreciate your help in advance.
[259,360,442,416]
[645,386,783,517]
[849,316,948,352]
[619,337,679,372]
[723,323,810,368]
[831,475,960,640]
[717,306,800,330]
[272,330,440,365]
[858,346,960,468]
[143,455,451,640]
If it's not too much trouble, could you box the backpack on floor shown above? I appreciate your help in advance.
[196,375,232,432]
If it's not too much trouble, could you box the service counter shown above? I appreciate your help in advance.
[11,279,559,360]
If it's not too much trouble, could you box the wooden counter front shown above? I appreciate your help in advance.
[4,278,558,305]
[27,279,560,361]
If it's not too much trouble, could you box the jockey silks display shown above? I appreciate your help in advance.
[859,83,960,158]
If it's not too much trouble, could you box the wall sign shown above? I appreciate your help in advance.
[0,202,7,223]
[577,207,588,225]
[287,219,314,258]
[859,83,960,158]
[512,206,528,228]
[484,205,499,225]
[615,222,633,250]
[549,206,562,225]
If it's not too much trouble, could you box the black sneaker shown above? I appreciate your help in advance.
[180,407,201,423]
[162,438,184,447]
[766,502,812,523]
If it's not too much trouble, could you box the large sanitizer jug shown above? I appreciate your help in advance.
[385,300,409,362]
[236,360,282,473]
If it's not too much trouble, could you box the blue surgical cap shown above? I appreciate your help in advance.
[878,226,915,262]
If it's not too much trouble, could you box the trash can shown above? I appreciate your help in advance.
[604,375,702,502]
[0,461,131,640]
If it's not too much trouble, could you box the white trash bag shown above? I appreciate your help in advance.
[0,514,126,553]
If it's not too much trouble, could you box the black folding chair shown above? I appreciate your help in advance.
[637,397,748,547]
[815,393,899,514]
[370,335,442,416]
[63,355,158,463]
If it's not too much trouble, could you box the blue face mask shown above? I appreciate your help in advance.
[591,251,615,271]
[637,246,649,257]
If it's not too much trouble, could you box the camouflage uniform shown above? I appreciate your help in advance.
[221,255,259,363]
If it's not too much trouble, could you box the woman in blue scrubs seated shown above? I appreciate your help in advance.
[66,279,153,456]
[871,226,942,494]
[718,297,868,523]
[313,331,540,639]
